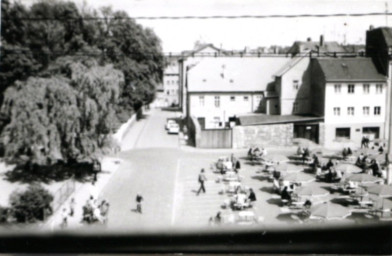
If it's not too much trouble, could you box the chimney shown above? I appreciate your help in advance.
[369,25,374,31]
[320,35,324,47]
[307,37,312,42]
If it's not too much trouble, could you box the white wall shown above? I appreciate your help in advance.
[189,93,262,129]
[324,82,387,124]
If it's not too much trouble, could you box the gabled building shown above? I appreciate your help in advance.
[186,57,288,129]
[312,58,387,147]
[287,36,346,56]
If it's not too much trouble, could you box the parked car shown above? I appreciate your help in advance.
[165,120,176,130]
[168,123,180,134]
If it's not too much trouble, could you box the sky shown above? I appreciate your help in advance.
[21,0,391,52]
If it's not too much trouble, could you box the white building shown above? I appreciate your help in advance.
[312,58,387,148]
[186,57,288,129]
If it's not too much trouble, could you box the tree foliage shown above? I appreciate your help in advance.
[1,0,164,166]
[9,184,53,223]
[1,61,123,165]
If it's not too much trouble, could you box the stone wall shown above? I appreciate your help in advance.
[233,123,294,148]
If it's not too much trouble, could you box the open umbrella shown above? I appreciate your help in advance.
[295,186,329,197]
[354,148,378,156]
[335,163,362,175]
[263,154,289,164]
[310,203,352,220]
[363,184,392,198]
[346,173,383,184]
[282,172,315,184]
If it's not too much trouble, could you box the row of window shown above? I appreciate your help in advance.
[333,106,381,116]
[198,95,262,107]
[165,89,178,95]
[334,84,383,94]
[166,80,179,85]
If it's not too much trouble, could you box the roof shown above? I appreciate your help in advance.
[380,27,392,46]
[288,41,346,55]
[273,52,310,77]
[316,58,386,82]
[180,44,228,59]
[238,114,323,126]
[187,57,289,92]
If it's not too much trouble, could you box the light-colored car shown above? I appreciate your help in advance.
[165,120,176,130]
[168,123,180,134]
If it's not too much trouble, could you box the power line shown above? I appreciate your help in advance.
[2,12,392,21]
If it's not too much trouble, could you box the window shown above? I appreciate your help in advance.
[243,96,249,101]
[363,84,370,94]
[214,96,220,107]
[348,84,355,93]
[347,107,354,115]
[374,106,381,115]
[293,80,299,90]
[334,84,341,93]
[336,128,350,139]
[333,107,340,116]
[230,96,235,101]
[376,84,383,94]
[363,106,369,115]
[199,96,204,106]
[293,102,298,113]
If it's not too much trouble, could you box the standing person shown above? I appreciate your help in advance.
[361,137,366,148]
[92,159,101,183]
[61,207,68,229]
[69,198,75,217]
[196,169,207,196]
[230,154,236,169]
[248,188,257,207]
[136,193,143,214]
[235,160,241,174]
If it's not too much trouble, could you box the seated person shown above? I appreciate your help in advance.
[326,159,334,170]
[281,186,292,203]
[248,188,257,206]
[379,146,384,154]
[347,147,353,155]
[342,148,348,159]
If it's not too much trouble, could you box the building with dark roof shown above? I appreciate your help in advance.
[287,35,346,56]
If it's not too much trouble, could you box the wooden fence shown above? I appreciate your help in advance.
[199,129,232,148]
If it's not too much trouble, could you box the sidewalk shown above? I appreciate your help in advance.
[42,110,151,231]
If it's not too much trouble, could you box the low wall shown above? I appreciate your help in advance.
[233,123,294,149]
[112,111,138,149]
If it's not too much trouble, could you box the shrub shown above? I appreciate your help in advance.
[0,206,9,223]
[9,184,53,223]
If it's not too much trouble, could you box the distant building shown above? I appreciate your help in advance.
[162,56,180,107]
[287,35,346,56]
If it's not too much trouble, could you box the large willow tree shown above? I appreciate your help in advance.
[1,61,123,166]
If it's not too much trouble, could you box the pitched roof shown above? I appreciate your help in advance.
[288,41,346,55]
[316,58,386,82]
[180,44,228,59]
[273,52,310,77]
[380,27,392,46]
[187,57,289,92]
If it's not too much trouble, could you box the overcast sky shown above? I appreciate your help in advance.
[22,0,391,52]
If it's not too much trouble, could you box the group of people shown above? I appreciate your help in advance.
[217,154,241,174]
[81,197,110,224]
[315,159,343,183]
[248,146,267,161]
[297,146,311,163]
[230,187,257,210]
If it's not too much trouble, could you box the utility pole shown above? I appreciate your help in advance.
[386,2,389,27]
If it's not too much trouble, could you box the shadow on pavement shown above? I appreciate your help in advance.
[251,175,269,182]
[267,198,282,206]
[260,186,276,194]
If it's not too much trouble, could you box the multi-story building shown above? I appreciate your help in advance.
[312,58,387,147]
[186,57,288,129]
[162,56,180,107]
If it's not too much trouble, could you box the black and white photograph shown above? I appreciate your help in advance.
[0,0,392,254]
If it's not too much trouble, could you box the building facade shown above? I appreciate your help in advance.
[162,56,180,107]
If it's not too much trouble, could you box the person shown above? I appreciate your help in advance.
[69,198,75,217]
[361,137,366,148]
[61,207,68,228]
[365,137,370,148]
[281,186,292,204]
[248,147,253,159]
[297,146,304,156]
[312,154,320,167]
[136,193,143,214]
[235,160,241,174]
[230,154,236,166]
[379,146,384,154]
[214,211,222,225]
[302,148,309,164]
[342,148,348,159]
[304,199,312,209]
[347,147,353,155]
[326,159,334,170]
[197,169,207,195]
[262,148,267,157]
[248,188,257,207]
[92,159,101,183]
